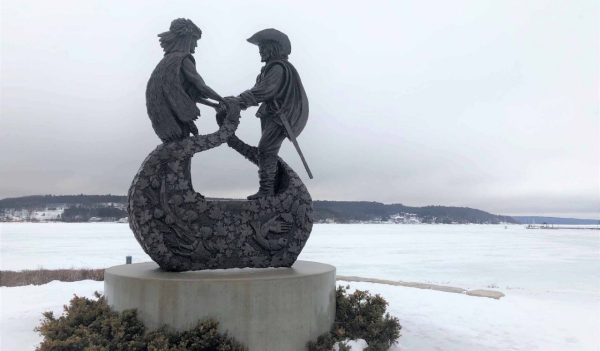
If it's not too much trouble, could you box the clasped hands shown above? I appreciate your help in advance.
[215,97,247,112]
[214,96,247,127]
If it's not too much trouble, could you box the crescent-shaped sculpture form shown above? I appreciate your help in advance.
[127,101,314,271]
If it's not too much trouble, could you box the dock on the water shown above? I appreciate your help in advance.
[525,224,600,230]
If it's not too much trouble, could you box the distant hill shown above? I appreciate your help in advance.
[1,195,516,224]
[0,195,127,209]
[313,201,517,224]
[511,216,600,225]
[0,195,128,222]
[4,196,595,225]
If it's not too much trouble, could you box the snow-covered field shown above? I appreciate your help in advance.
[1,223,599,350]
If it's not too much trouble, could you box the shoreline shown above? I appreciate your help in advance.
[337,275,505,299]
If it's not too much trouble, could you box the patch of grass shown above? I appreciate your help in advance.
[0,269,104,287]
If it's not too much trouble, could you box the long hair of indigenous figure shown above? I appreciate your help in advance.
[159,18,202,54]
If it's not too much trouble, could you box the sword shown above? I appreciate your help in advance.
[274,102,313,179]
[197,98,220,109]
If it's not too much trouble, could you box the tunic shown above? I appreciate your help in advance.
[146,52,208,142]
[238,59,309,139]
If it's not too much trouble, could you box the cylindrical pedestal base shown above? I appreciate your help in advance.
[104,261,336,351]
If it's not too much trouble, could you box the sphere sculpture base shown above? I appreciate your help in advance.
[104,261,336,351]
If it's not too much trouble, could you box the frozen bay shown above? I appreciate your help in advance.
[2,223,598,294]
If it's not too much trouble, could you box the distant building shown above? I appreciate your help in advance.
[390,213,421,224]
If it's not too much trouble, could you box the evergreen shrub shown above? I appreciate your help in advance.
[35,292,246,351]
[36,286,400,351]
[308,285,401,351]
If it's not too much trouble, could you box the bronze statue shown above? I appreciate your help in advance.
[128,22,314,271]
[146,18,223,142]
[235,29,311,200]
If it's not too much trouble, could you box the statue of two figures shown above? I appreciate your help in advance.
[128,18,313,271]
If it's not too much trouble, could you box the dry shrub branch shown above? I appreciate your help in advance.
[0,269,104,287]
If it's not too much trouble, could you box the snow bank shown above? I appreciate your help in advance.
[341,281,599,351]
[0,280,102,351]
[2,280,598,351]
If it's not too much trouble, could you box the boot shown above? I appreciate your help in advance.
[247,155,277,200]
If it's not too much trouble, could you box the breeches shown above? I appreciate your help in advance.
[258,117,286,158]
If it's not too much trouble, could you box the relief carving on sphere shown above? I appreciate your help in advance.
[128,101,313,271]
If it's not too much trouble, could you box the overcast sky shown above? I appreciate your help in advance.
[1,0,598,218]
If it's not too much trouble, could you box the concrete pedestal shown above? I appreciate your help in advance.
[104,261,336,351]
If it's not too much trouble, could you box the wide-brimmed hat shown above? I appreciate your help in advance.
[247,28,291,56]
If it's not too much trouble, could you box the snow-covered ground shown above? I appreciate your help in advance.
[2,280,597,351]
[1,280,101,350]
[1,223,599,350]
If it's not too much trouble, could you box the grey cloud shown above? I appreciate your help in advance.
[1,0,598,218]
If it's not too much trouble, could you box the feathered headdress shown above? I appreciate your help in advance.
[158,18,202,54]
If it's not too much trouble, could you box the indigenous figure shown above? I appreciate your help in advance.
[146,18,223,143]
[235,29,309,199]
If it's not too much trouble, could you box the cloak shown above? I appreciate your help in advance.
[243,59,309,138]
[146,52,201,142]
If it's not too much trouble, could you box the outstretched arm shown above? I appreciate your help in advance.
[182,57,223,103]
[214,101,259,165]
[237,64,284,109]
